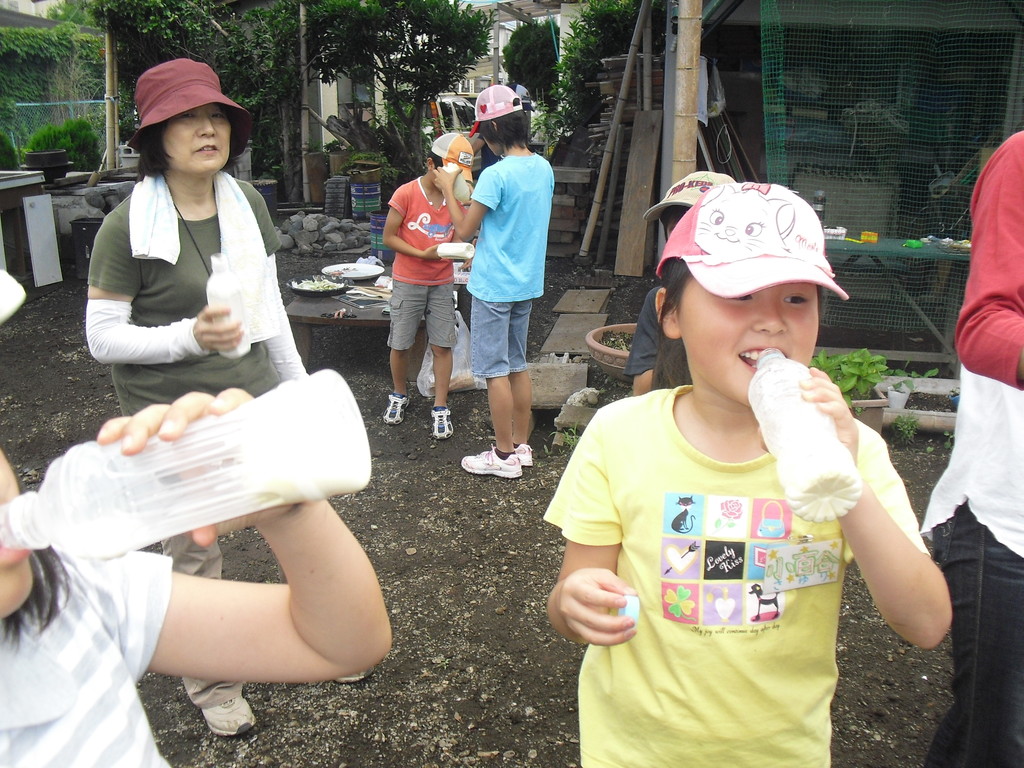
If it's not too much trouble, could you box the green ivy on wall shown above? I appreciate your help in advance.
[0,24,103,103]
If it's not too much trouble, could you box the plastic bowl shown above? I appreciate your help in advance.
[584,323,636,383]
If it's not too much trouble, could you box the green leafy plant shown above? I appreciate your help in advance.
[891,414,919,446]
[553,425,582,450]
[887,365,939,393]
[810,348,889,405]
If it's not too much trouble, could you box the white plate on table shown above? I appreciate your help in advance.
[322,263,385,281]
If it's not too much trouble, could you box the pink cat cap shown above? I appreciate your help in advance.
[656,182,849,300]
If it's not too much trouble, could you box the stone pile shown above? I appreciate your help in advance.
[276,211,372,254]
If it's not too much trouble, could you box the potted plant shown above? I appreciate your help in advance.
[810,348,889,431]
[885,380,912,410]
[584,323,636,383]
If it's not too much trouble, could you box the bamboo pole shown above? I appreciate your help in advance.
[595,124,625,266]
[300,2,310,203]
[577,0,654,263]
[104,29,116,172]
[642,8,652,112]
[672,0,701,183]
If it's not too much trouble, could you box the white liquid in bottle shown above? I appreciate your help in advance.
[206,253,251,358]
[0,370,371,559]
[748,349,862,523]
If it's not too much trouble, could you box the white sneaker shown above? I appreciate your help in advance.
[515,443,534,467]
[202,696,255,737]
[461,447,522,478]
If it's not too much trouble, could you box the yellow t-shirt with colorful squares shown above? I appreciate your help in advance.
[544,387,924,768]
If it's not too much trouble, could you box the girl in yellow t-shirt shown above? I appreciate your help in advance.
[545,182,951,768]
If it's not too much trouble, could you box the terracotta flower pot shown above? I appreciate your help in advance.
[584,323,636,383]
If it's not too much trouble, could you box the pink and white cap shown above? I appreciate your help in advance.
[469,84,523,136]
[656,182,849,300]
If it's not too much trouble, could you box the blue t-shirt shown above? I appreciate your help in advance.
[468,153,554,303]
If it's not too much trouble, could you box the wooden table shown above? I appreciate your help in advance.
[285,294,426,375]
[822,238,970,368]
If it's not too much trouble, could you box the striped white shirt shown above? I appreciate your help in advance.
[1,551,173,767]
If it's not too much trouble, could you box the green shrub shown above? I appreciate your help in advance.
[25,117,100,173]
[0,131,17,170]
[891,414,919,447]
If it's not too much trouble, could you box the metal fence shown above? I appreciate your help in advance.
[4,100,105,154]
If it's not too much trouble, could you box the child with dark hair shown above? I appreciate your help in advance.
[545,183,950,767]
[0,382,391,767]
[380,132,473,439]
[435,85,553,479]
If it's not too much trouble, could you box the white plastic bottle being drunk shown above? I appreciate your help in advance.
[206,252,251,358]
[748,348,862,523]
[0,370,371,559]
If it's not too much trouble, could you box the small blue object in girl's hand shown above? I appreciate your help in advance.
[618,594,640,625]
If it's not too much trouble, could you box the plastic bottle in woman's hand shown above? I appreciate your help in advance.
[748,348,862,523]
[0,370,371,559]
[206,253,251,358]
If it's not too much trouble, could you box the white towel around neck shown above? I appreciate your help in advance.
[128,172,278,341]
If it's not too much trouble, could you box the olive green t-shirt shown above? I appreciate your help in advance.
[89,179,284,415]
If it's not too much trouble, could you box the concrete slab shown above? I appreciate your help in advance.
[553,288,611,314]
[540,313,607,355]
[528,361,590,408]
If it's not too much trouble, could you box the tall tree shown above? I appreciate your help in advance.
[85,0,303,197]
[503,19,559,109]
[305,0,490,178]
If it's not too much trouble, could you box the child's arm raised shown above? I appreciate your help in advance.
[99,389,392,683]
[434,168,487,242]
[548,541,637,646]
[802,372,951,649]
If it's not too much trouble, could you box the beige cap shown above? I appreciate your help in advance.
[643,171,736,222]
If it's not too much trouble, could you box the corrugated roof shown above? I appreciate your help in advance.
[461,0,565,23]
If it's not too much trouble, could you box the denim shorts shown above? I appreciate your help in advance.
[470,298,532,378]
[387,280,456,350]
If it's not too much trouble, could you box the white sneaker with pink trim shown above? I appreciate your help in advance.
[514,443,534,467]
[461,447,522,478]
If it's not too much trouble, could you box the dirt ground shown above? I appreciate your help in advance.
[0,246,955,768]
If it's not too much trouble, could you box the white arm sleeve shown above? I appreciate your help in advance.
[86,299,206,365]
[262,254,307,381]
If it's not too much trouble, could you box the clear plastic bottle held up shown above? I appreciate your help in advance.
[0,370,371,559]
[748,348,862,523]
[206,252,251,358]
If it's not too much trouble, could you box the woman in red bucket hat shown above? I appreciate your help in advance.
[83,58,307,738]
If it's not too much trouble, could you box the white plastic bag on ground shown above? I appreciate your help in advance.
[416,310,485,397]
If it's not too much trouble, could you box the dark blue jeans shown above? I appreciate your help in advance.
[925,502,1024,768]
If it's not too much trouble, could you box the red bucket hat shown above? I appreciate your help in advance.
[127,59,252,158]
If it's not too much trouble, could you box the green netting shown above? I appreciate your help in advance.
[762,0,1023,241]
[761,0,1022,345]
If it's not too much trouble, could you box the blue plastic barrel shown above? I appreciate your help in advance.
[351,181,381,219]
[369,211,395,262]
